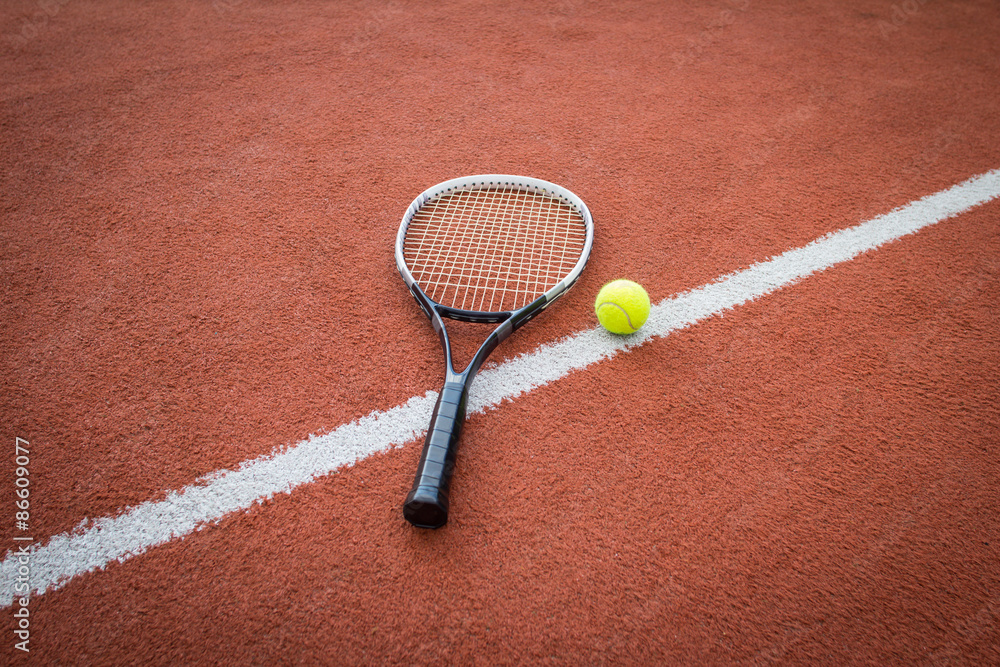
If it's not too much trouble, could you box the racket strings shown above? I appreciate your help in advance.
[403,187,587,312]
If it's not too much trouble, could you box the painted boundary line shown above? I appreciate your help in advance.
[3,169,999,607]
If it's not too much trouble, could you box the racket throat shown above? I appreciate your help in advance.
[435,312,513,379]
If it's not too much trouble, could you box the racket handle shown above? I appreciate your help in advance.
[403,381,468,528]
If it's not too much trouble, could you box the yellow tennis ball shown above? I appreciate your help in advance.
[594,279,651,334]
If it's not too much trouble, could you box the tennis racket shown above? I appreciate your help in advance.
[396,175,594,528]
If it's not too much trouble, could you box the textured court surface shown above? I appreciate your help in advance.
[2,0,999,663]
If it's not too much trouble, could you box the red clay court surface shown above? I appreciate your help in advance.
[2,0,999,664]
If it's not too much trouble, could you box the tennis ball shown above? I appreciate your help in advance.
[594,279,651,334]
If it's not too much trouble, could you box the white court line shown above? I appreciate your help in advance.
[3,169,999,607]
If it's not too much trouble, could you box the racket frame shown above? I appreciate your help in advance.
[395,175,594,528]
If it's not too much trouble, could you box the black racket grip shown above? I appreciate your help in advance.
[403,381,468,528]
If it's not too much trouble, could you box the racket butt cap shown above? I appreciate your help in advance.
[403,487,449,529]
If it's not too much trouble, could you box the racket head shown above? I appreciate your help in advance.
[395,175,595,322]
